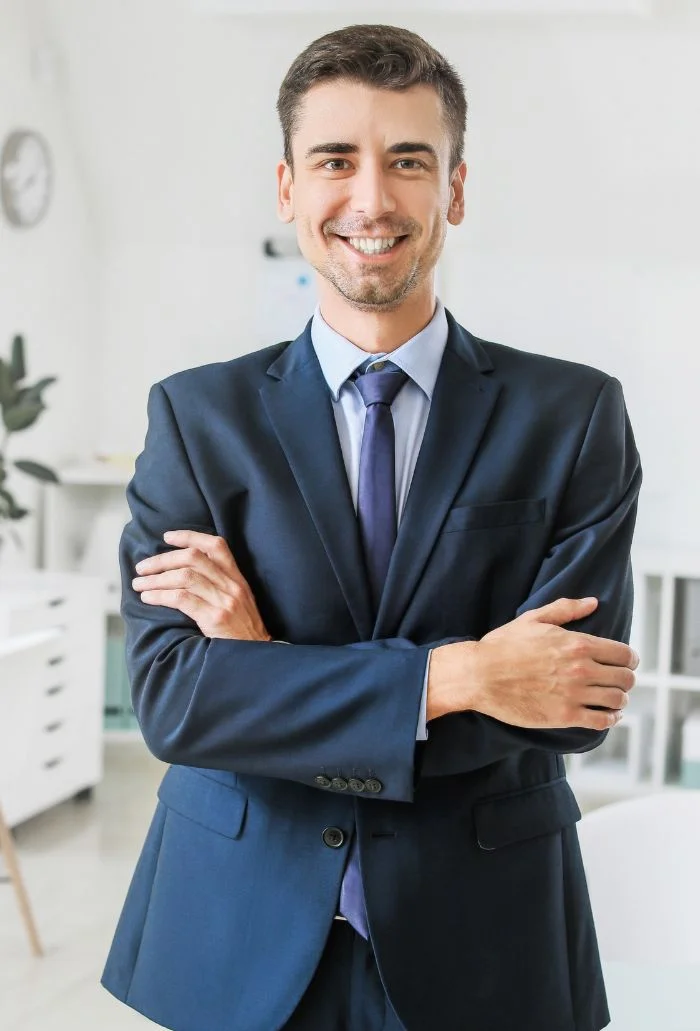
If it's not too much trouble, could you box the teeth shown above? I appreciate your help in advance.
[347,237,397,254]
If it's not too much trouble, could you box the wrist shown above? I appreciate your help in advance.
[427,640,482,720]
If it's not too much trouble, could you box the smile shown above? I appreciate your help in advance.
[335,235,408,260]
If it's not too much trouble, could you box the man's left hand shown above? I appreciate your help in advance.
[131,529,271,642]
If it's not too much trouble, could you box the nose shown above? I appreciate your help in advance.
[348,161,396,220]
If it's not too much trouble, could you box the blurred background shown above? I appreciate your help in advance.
[0,1,699,1029]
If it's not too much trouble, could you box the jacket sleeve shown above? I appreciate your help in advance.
[417,375,642,780]
[122,382,435,803]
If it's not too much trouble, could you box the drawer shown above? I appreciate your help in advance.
[5,593,73,636]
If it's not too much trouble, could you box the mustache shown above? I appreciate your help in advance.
[326,222,414,237]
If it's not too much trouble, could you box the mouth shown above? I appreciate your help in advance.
[333,234,409,261]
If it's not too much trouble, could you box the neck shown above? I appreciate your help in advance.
[316,280,437,354]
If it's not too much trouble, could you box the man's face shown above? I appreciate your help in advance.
[277,80,466,312]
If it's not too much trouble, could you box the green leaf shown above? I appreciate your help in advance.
[0,359,19,407]
[16,376,57,404]
[10,334,26,383]
[0,486,29,520]
[14,459,60,483]
[3,399,44,432]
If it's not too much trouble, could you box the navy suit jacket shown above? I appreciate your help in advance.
[102,310,641,1031]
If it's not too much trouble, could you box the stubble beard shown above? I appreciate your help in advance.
[312,221,446,313]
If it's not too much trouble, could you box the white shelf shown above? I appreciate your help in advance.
[578,558,700,797]
[668,675,700,692]
[56,460,133,487]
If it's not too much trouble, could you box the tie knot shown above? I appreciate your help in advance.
[352,360,408,408]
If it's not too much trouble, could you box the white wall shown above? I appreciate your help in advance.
[38,0,700,548]
[0,0,98,568]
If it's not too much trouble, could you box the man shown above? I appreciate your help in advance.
[102,23,641,1031]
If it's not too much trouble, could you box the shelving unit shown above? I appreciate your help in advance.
[568,549,700,800]
[42,460,139,737]
[0,572,106,827]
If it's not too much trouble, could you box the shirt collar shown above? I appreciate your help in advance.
[310,299,448,403]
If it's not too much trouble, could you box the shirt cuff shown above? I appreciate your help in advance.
[416,650,431,740]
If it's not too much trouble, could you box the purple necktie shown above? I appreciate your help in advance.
[338,359,408,938]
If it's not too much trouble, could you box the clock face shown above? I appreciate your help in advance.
[1,130,52,228]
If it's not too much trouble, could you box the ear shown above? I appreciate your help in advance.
[277,160,295,223]
[447,160,467,226]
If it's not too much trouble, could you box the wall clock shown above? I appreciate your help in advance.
[1,130,53,228]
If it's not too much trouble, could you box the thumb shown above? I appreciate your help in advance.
[522,597,599,627]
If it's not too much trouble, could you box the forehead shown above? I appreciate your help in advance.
[294,80,448,154]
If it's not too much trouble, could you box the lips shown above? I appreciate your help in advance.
[334,234,408,259]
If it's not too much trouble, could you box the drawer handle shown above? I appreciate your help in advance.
[48,655,65,666]
[45,721,63,733]
[49,597,66,608]
[44,757,63,769]
[46,684,64,696]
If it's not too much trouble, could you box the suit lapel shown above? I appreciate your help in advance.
[260,312,501,642]
[373,315,502,638]
[260,322,374,640]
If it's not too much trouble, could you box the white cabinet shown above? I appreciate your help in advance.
[42,461,139,736]
[568,550,700,799]
[0,572,106,827]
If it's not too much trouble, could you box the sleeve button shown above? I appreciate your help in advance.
[314,775,332,788]
[331,777,348,791]
[365,778,383,794]
[348,778,365,792]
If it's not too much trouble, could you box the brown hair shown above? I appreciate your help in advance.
[277,24,467,175]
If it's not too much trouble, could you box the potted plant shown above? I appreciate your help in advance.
[0,334,59,558]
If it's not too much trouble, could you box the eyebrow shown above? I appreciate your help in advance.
[304,141,438,161]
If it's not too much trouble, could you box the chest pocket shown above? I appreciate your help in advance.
[442,497,546,534]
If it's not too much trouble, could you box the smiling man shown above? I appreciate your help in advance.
[102,23,641,1031]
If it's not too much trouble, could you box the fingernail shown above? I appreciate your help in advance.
[163,531,174,541]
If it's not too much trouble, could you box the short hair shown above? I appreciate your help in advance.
[277,23,467,175]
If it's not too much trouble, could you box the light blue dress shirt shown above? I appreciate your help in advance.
[310,298,449,740]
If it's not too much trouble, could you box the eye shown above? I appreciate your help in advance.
[322,159,351,171]
[394,159,425,170]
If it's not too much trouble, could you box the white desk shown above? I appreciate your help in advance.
[604,962,700,1031]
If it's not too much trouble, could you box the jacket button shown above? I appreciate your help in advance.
[348,777,365,792]
[315,775,332,788]
[322,827,345,848]
[331,777,348,791]
[365,778,383,794]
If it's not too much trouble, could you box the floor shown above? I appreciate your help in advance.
[0,741,609,1031]
[0,739,166,1030]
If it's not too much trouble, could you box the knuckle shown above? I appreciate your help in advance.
[568,638,589,659]
[173,588,188,605]
[180,567,196,587]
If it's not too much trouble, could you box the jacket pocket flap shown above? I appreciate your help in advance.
[158,765,247,840]
[473,777,581,851]
[443,498,546,533]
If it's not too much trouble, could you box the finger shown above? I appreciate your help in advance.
[522,597,598,627]
[135,547,233,592]
[583,634,639,670]
[163,530,241,576]
[139,588,209,625]
[582,686,631,711]
[134,567,212,598]
[570,707,623,732]
[586,662,636,692]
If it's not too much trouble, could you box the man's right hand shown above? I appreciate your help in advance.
[427,597,639,731]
